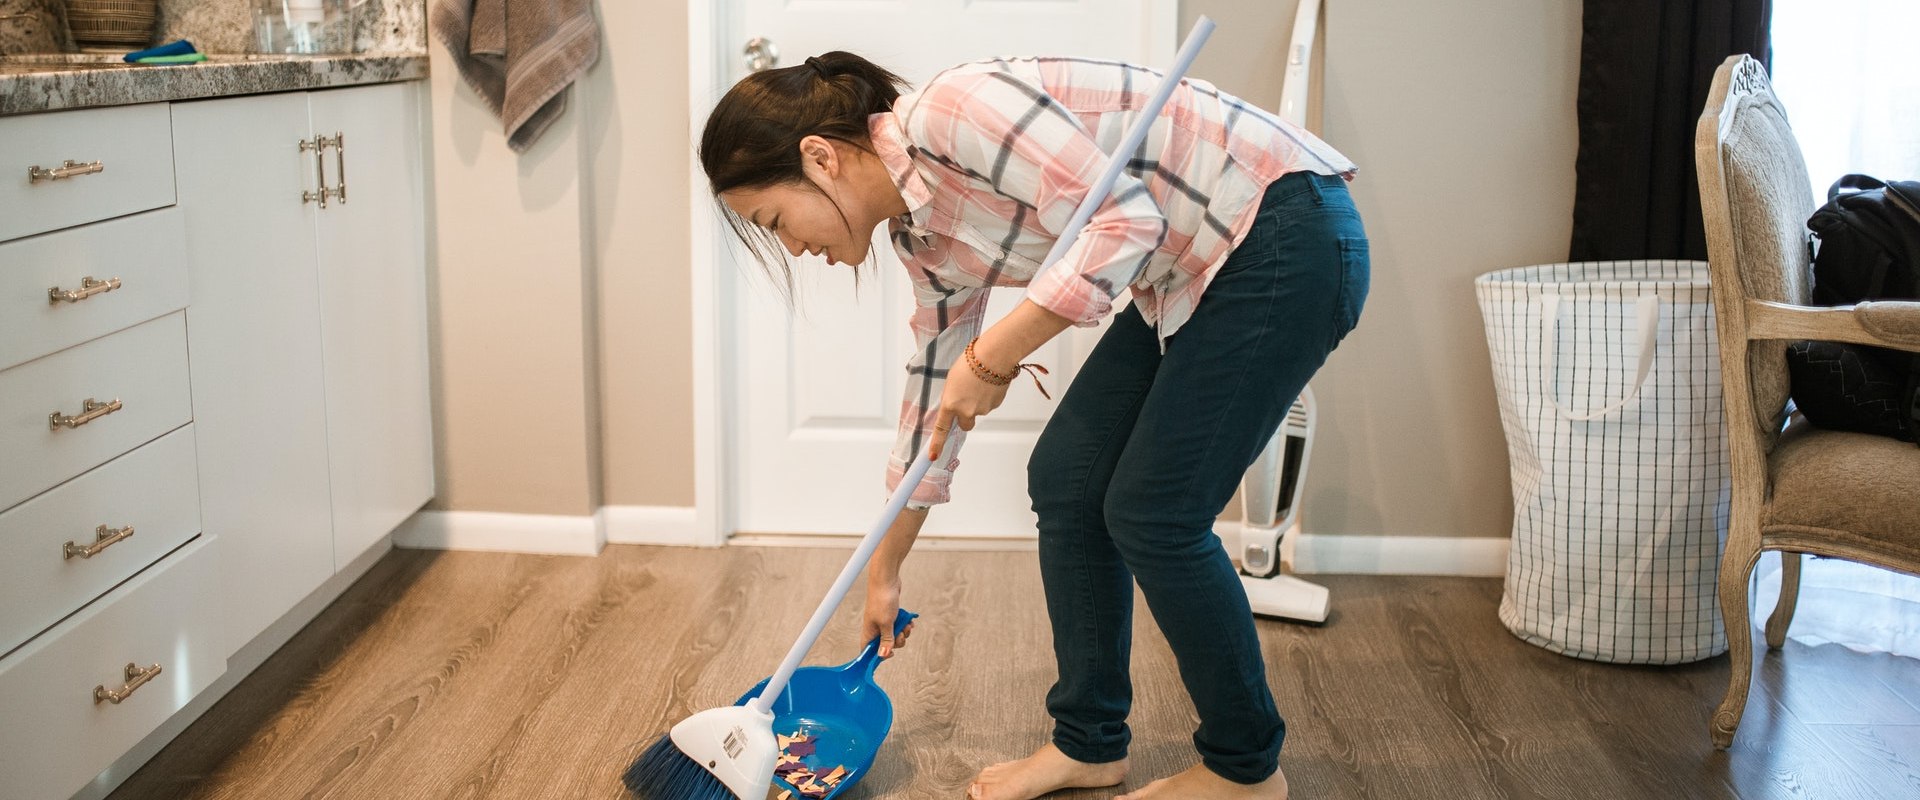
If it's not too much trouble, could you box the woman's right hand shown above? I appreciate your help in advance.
[863,577,912,658]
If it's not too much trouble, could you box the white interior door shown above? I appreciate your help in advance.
[723,0,1174,538]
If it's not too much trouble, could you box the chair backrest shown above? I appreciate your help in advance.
[1696,55,1817,452]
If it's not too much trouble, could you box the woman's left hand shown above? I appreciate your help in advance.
[926,362,1009,462]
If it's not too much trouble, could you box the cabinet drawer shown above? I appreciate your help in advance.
[0,312,194,511]
[0,426,201,656]
[0,103,177,243]
[0,209,191,371]
[0,535,222,800]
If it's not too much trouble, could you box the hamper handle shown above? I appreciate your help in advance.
[1537,294,1660,421]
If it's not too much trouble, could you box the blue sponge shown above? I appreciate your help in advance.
[123,40,198,63]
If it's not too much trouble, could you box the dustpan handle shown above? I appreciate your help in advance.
[749,15,1218,716]
[748,448,941,715]
[851,608,921,677]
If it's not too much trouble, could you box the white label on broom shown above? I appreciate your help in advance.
[724,727,745,759]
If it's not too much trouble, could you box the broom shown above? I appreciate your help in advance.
[624,17,1217,799]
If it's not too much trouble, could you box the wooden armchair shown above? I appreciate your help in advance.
[1694,54,1920,748]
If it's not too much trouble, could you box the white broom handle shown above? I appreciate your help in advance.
[749,16,1218,715]
[748,445,940,715]
[1035,16,1216,274]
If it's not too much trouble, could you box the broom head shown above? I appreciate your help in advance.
[624,705,778,800]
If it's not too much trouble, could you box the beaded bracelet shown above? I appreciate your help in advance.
[964,338,1052,400]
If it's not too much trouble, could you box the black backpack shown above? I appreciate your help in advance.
[1785,174,1920,442]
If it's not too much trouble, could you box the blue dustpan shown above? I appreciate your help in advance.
[731,608,917,799]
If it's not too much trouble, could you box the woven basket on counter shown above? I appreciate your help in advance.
[66,0,155,47]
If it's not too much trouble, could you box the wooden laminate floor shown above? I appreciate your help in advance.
[108,545,1920,800]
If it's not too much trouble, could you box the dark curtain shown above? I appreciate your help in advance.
[1569,0,1773,262]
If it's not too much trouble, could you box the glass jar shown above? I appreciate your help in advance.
[252,0,352,55]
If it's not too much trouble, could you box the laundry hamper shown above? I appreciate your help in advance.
[1475,260,1730,664]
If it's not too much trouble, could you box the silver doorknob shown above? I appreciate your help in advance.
[744,36,779,73]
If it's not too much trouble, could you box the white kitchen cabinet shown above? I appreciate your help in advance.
[0,535,224,800]
[172,82,434,659]
[1,65,431,800]
[309,83,437,566]
[0,208,190,371]
[0,312,195,512]
[0,102,176,243]
[0,426,202,657]
[4,97,210,800]
[171,91,339,659]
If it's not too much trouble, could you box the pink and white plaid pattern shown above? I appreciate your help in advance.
[874,56,1357,507]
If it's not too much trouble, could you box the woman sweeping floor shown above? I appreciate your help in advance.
[698,51,1367,800]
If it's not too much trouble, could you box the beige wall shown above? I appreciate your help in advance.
[1177,0,1583,538]
[1311,0,1580,538]
[426,2,692,514]
[426,0,1583,542]
[426,42,601,517]
[585,1,696,509]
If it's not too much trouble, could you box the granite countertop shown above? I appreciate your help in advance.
[0,52,429,116]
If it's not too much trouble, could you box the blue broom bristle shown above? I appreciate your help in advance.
[623,734,739,800]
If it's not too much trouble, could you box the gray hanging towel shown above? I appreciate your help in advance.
[431,0,600,152]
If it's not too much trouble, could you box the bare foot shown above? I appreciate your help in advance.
[1114,762,1288,800]
[966,742,1128,800]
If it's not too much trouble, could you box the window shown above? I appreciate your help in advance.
[1752,1,1920,658]
[1770,0,1920,198]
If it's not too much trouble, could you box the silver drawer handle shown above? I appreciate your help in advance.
[29,160,105,184]
[300,135,346,207]
[49,397,122,430]
[331,132,347,204]
[300,136,331,207]
[48,276,122,304]
[64,524,135,559]
[94,662,162,704]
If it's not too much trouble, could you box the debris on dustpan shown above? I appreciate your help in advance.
[772,730,850,799]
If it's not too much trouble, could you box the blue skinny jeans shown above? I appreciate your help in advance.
[1028,170,1369,783]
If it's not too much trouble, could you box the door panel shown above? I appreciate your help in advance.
[172,92,336,657]
[309,82,436,566]
[729,0,1166,537]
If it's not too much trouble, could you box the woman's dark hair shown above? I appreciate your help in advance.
[699,51,909,302]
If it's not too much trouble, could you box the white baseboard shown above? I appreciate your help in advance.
[601,505,703,546]
[727,533,1040,552]
[1215,522,1509,577]
[730,526,1507,577]
[392,509,604,556]
[391,510,1509,578]
[1298,533,1509,577]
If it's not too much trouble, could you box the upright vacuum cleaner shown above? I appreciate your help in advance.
[1236,388,1329,624]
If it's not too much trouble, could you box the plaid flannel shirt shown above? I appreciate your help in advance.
[876,56,1357,508]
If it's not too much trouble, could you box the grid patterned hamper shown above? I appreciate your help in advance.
[1476,260,1731,664]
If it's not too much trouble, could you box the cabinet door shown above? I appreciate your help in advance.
[172,93,337,658]
[308,83,436,566]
